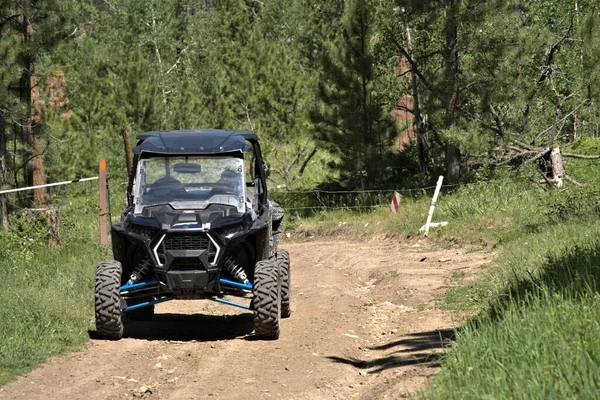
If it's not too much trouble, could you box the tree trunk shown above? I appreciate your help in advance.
[0,114,9,230]
[31,120,47,206]
[47,208,61,246]
[405,19,426,171]
[445,143,461,180]
[122,127,133,173]
[550,146,565,188]
[444,0,461,181]
[17,1,47,206]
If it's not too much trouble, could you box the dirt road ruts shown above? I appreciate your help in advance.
[0,240,491,400]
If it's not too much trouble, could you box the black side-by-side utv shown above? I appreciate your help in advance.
[95,129,290,340]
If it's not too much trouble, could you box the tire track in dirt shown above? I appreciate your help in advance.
[0,240,492,400]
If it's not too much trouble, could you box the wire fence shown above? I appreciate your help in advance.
[270,179,514,217]
[1,174,515,226]
[0,178,104,246]
[270,189,400,216]
[2,178,100,211]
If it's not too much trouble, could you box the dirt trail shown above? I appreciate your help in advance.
[0,240,491,400]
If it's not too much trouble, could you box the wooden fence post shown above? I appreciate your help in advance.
[99,159,108,247]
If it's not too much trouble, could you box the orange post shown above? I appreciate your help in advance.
[99,159,109,247]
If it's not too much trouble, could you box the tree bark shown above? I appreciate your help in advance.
[444,0,460,181]
[0,114,9,230]
[299,147,317,176]
[47,208,61,246]
[405,18,426,171]
[122,127,133,173]
[31,122,47,206]
[17,1,47,206]
[549,146,565,188]
[151,0,168,123]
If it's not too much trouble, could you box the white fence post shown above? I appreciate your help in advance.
[424,175,444,237]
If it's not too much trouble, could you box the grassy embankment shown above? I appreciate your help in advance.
[0,186,111,385]
[281,159,600,399]
[420,164,600,399]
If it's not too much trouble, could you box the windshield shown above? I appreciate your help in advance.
[134,156,246,214]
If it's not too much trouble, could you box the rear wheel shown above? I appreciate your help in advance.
[251,260,281,339]
[95,261,124,340]
[277,249,291,318]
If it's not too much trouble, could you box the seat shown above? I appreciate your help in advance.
[147,175,184,198]
[211,170,240,195]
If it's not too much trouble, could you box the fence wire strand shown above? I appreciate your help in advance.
[270,179,514,216]
[1,175,514,221]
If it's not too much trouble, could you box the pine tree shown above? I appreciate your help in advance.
[582,4,600,115]
[0,6,21,228]
[12,0,76,206]
[312,0,396,189]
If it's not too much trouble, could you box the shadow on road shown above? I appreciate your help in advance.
[369,328,455,353]
[327,328,454,374]
[89,313,255,342]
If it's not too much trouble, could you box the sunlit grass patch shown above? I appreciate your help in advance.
[0,199,106,385]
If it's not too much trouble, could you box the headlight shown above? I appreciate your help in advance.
[127,223,159,239]
[217,225,244,239]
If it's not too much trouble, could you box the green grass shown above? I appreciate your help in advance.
[0,244,105,384]
[424,236,600,398]
[426,291,600,399]
[421,219,600,399]
[0,188,109,385]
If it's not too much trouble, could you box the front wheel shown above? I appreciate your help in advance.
[95,261,124,340]
[251,260,281,339]
[277,249,291,318]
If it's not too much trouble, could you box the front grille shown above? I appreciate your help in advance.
[156,233,218,266]
[164,233,210,250]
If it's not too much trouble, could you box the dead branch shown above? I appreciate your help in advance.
[244,104,255,132]
[565,175,582,186]
[282,138,311,178]
[0,14,19,35]
[299,147,317,176]
[538,14,575,86]
[391,37,432,89]
[555,99,588,139]
[510,138,536,151]
[396,69,412,79]
[520,12,576,133]
[489,102,505,138]
[394,104,414,114]
[538,168,553,187]
[562,152,600,159]
[416,50,443,62]
[522,147,551,166]
[533,98,586,144]
[493,149,539,166]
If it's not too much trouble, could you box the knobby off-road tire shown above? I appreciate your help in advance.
[95,261,124,340]
[277,249,291,318]
[252,260,281,339]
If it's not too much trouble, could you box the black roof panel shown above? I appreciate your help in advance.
[133,129,257,155]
